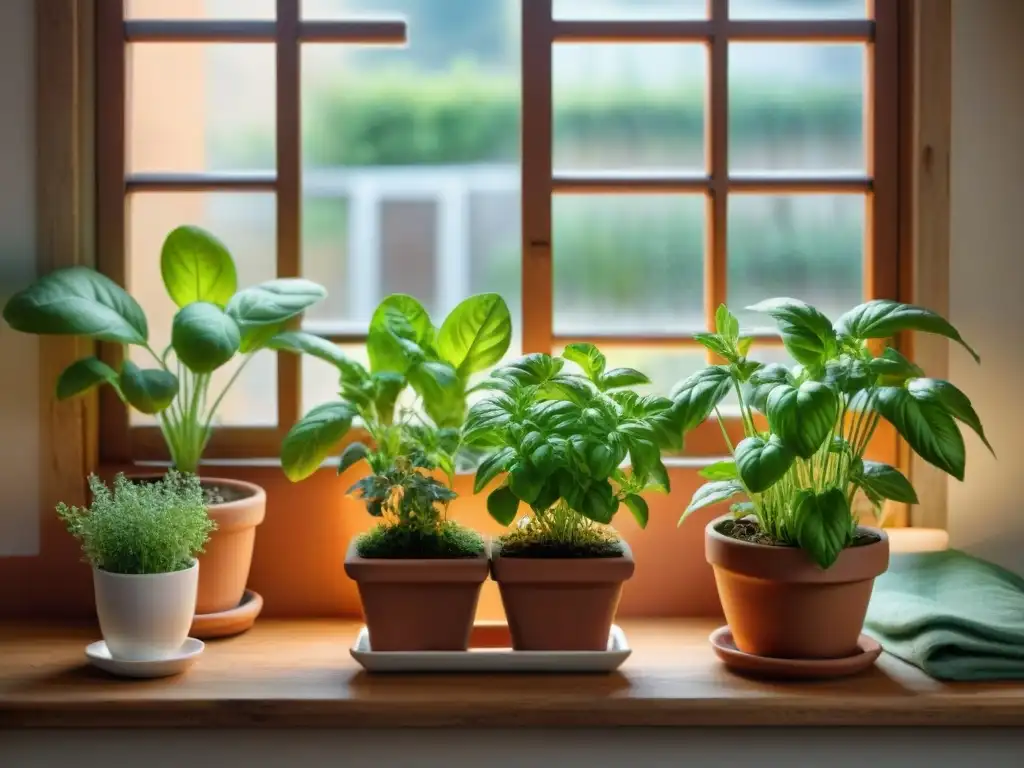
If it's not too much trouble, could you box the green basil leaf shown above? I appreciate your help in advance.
[3,266,148,344]
[587,443,619,479]
[598,367,650,391]
[694,332,736,362]
[907,377,993,454]
[730,359,762,383]
[160,225,237,309]
[487,485,520,526]
[715,304,740,343]
[492,353,564,386]
[281,402,356,482]
[56,357,122,401]
[436,293,512,376]
[736,434,795,493]
[509,466,545,505]
[873,386,966,480]
[679,480,744,525]
[580,479,617,524]
[746,297,837,366]
[699,459,738,481]
[858,460,918,504]
[366,294,434,374]
[562,342,607,381]
[746,363,793,412]
[624,494,650,528]
[226,278,326,329]
[531,477,561,514]
[628,437,670,492]
[371,371,405,425]
[237,320,286,354]
[473,446,516,493]
[766,381,838,459]
[119,360,178,415]
[670,366,732,431]
[867,347,924,385]
[171,302,241,373]
[737,337,754,357]
[791,487,852,569]
[407,361,464,427]
[824,356,873,394]
[835,299,979,363]
[266,330,352,371]
[537,373,595,405]
[337,441,370,476]
[462,396,515,445]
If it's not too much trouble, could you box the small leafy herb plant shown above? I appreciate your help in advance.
[281,292,512,558]
[3,226,334,473]
[463,345,682,557]
[675,300,990,568]
[58,471,216,575]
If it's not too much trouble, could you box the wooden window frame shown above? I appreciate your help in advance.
[93,0,903,467]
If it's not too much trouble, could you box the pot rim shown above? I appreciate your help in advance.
[92,560,198,580]
[344,539,491,583]
[491,540,635,584]
[705,514,889,584]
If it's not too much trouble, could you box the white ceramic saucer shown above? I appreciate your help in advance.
[85,638,205,678]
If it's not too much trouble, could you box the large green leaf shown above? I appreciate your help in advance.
[746,363,793,412]
[735,434,795,493]
[580,479,618,524]
[281,402,356,482]
[436,293,512,376]
[160,225,237,309]
[858,461,918,504]
[336,441,371,476]
[226,278,326,330]
[670,366,732,431]
[907,378,993,454]
[3,266,148,344]
[119,360,178,415]
[598,367,650,391]
[823,356,872,395]
[562,342,607,381]
[746,297,836,366]
[624,494,650,528]
[867,347,924,386]
[474,446,516,493]
[492,353,564,386]
[873,386,966,480]
[266,330,353,370]
[766,381,839,459]
[509,466,545,505]
[487,485,520,526]
[367,294,434,374]
[371,371,405,425]
[56,357,122,401]
[680,480,745,524]
[699,459,738,481]
[629,437,670,492]
[171,302,241,373]
[835,300,980,363]
[791,487,852,569]
[462,396,515,445]
[407,361,464,427]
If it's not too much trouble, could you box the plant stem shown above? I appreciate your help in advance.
[202,355,255,437]
[714,407,736,454]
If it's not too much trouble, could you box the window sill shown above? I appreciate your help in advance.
[2,619,1023,728]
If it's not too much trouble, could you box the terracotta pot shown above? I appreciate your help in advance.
[344,540,489,652]
[490,543,634,651]
[706,515,890,659]
[195,478,266,615]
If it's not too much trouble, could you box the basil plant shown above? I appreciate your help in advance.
[3,225,335,473]
[462,345,682,537]
[675,300,991,569]
[280,293,513,491]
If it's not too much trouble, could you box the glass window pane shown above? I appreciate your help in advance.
[554,0,706,19]
[727,194,864,331]
[127,43,275,173]
[553,195,705,336]
[558,345,707,399]
[302,345,369,414]
[127,0,275,18]
[730,43,865,174]
[554,44,705,173]
[729,0,867,19]
[127,192,277,427]
[301,1,521,335]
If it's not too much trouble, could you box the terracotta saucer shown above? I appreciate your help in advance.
[190,589,263,639]
[709,626,882,680]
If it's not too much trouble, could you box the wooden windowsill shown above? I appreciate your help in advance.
[2,619,1023,729]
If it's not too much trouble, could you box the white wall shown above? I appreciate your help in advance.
[0,0,39,556]
[947,0,1024,572]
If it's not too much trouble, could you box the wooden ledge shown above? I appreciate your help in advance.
[2,619,1024,728]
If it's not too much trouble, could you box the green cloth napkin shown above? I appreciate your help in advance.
[864,549,1024,681]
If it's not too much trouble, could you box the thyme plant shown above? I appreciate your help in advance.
[57,471,215,575]
[675,301,990,568]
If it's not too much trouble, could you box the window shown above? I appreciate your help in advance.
[97,0,900,465]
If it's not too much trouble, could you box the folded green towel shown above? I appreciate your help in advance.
[864,549,1024,681]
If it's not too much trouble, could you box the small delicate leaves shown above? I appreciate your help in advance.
[624,494,650,528]
[715,304,740,344]
[436,293,512,376]
[835,299,980,364]
[171,302,241,373]
[699,460,738,481]
[119,360,178,415]
[735,434,795,493]
[746,297,836,366]
[3,266,148,344]
[563,342,607,381]
[766,381,839,459]
[907,378,993,454]
[858,461,919,504]
[281,402,356,482]
[56,357,122,401]
[873,386,966,480]
[791,487,852,569]
[487,485,520,525]
[680,480,745,525]
[160,225,237,309]
[670,366,732,431]
[336,442,370,477]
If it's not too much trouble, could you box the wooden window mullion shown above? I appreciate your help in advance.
[707,0,729,357]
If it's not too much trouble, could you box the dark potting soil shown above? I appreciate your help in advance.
[131,475,252,506]
[718,517,881,548]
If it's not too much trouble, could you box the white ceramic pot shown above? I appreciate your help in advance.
[93,561,199,661]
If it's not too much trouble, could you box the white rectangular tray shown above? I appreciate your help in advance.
[350,625,631,673]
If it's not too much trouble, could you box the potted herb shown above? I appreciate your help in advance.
[58,471,215,661]
[281,293,512,651]
[675,301,989,660]
[3,225,336,630]
[463,345,681,651]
